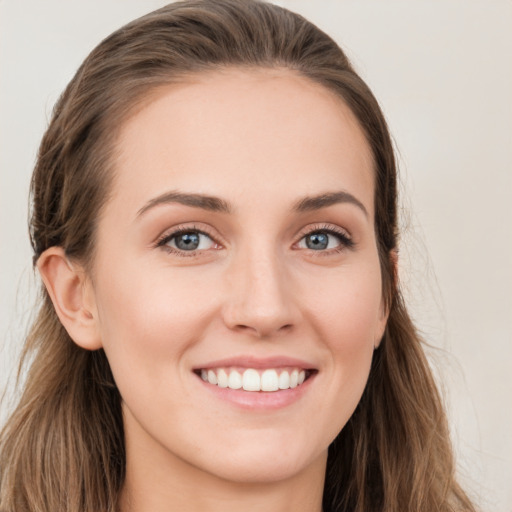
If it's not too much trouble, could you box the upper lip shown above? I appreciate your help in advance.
[194,355,317,371]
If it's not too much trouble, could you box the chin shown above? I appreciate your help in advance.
[202,447,326,485]
[184,427,330,485]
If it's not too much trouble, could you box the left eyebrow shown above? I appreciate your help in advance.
[292,191,368,218]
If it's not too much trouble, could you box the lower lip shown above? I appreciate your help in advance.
[195,373,316,410]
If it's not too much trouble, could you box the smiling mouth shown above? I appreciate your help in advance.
[195,367,315,392]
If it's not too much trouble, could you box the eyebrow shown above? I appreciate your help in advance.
[293,191,368,217]
[136,189,368,218]
[137,191,232,217]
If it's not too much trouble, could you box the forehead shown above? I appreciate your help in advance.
[110,68,375,217]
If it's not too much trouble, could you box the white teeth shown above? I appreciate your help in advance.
[199,367,309,392]
[217,369,229,388]
[261,369,279,392]
[290,369,299,388]
[242,369,260,391]
[278,371,290,389]
[228,370,243,389]
[207,370,217,385]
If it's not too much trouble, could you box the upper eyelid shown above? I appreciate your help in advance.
[294,223,355,253]
[296,223,352,240]
[161,229,213,244]
[155,228,220,258]
[155,223,220,245]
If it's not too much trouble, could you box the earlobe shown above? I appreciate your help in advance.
[37,247,102,350]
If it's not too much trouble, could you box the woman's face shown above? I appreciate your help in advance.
[87,69,388,485]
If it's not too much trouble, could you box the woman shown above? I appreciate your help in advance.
[0,1,477,511]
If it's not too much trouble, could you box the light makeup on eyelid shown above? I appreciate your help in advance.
[154,222,355,258]
[295,223,354,254]
[155,223,221,257]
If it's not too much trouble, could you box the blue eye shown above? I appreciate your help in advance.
[158,230,216,252]
[297,229,353,252]
[304,232,331,250]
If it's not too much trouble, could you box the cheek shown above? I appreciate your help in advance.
[305,262,384,345]
[93,261,219,379]
[302,263,382,420]
[92,265,223,436]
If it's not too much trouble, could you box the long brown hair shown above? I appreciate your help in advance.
[0,1,476,511]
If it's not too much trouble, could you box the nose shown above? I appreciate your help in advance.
[222,247,301,338]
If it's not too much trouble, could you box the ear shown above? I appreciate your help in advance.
[37,247,102,350]
[374,248,398,349]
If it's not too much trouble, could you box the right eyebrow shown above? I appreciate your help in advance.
[136,190,232,218]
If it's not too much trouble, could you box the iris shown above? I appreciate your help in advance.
[175,232,200,250]
[305,232,329,250]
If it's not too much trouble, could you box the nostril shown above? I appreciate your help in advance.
[232,322,293,338]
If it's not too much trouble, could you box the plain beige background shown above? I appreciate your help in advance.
[1,1,511,510]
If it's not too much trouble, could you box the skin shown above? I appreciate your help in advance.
[39,68,388,512]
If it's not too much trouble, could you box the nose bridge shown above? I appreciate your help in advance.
[222,239,299,337]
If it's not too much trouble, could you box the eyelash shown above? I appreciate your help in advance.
[155,223,354,257]
[296,224,354,255]
[155,224,218,257]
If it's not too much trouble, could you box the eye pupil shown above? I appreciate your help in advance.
[175,232,200,250]
[306,232,329,250]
